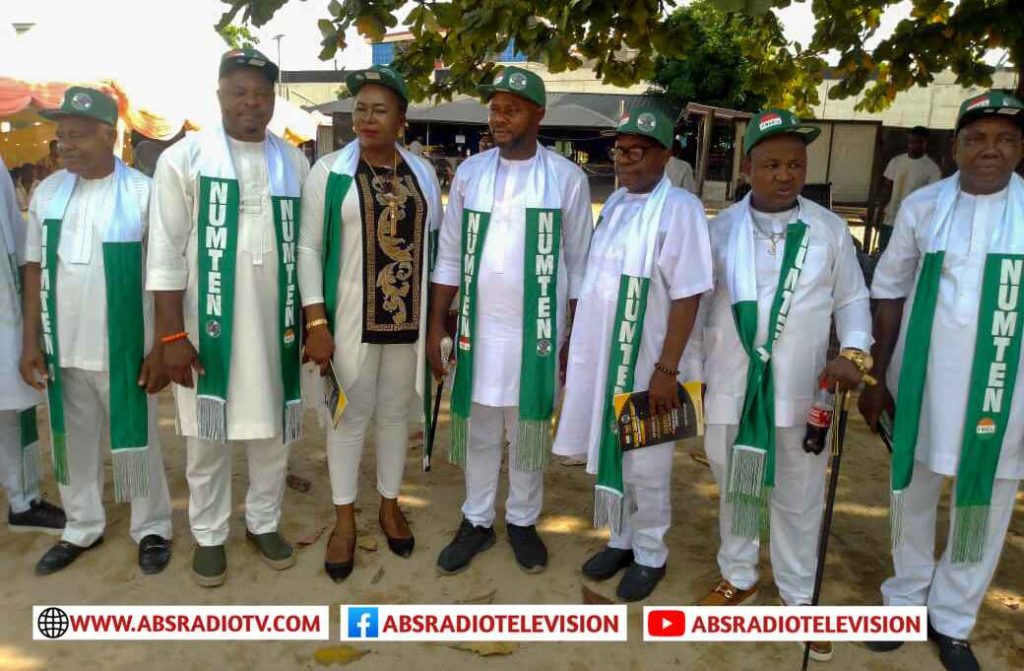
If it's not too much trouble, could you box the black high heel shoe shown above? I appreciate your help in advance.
[379,510,415,558]
[324,531,354,582]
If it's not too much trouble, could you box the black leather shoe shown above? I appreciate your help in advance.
[929,622,980,671]
[138,535,172,574]
[507,523,547,574]
[437,518,495,575]
[616,562,666,602]
[324,531,354,582]
[9,499,65,534]
[582,546,634,581]
[36,537,103,576]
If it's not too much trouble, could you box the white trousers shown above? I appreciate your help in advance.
[607,443,674,567]
[0,409,40,513]
[706,423,828,606]
[186,435,288,546]
[881,461,1019,639]
[326,343,416,505]
[461,404,544,528]
[57,368,172,546]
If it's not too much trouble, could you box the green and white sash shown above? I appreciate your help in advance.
[320,141,443,432]
[194,128,303,444]
[593,176,672,532]
[725,195,810,539]
[891,173,1024,563]
[40,160,150,501]
[450,146,563,472]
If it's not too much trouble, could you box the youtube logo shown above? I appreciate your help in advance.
[647,609,686,637]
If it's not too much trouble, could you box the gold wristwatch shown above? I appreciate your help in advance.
[839,348,876,386]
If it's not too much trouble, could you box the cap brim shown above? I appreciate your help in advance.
[747,124,820,154]
[220,59,279,83]
[38,109,114,126]
[956,107,1024,131]
[348,77,408,103]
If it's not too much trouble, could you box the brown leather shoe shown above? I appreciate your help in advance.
[698,578,759,606]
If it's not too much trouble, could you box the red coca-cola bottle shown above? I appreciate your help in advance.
[803,380,834,455]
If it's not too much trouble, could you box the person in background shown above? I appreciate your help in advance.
[15,163,37,214]
[408,136,425,156]
[664,137,696,194]
[876,125,941,251]
[36,140,62,179]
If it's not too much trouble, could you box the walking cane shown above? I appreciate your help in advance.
[801,385,851,671]
[424,336,452,472]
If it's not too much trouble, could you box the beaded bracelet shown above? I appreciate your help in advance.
[654,362,679,376]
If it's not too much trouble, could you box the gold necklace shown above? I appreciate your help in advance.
[363,147,400,232]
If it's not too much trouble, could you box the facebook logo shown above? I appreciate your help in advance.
[347,607,379,639]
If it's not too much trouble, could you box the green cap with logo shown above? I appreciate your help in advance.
[614,107,674,149]
[743,108,820,155]
[219,47,280,83]
[346,64,409,104]
[39,86,118,127]
[956,90,1024,132]
[477,66,545,107]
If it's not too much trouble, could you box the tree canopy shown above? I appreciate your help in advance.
[216,0,1021,113]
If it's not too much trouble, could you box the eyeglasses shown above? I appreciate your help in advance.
[608,144,657,162]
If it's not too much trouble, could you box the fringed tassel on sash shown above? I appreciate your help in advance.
[197,396,227,442]
[727,445,767,540]
[889,489,906,550]
[951,505,988,564]
[594,487,624,536]
[448,412,469,468]
[113,448,150,502]
[284,400,303,445]
[514,419,551,472]
[51,433,70,486]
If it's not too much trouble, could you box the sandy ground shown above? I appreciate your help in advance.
[1,390,1021,671]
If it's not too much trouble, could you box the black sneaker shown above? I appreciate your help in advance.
[436,518,495,575]
[864,641,904,652]
[507,523,547,574]
[582,546,634,581]
[9,499,65,535]
[929,622,979,671]
[616,562,666,602]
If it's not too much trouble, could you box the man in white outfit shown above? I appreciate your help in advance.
[694,109,871,663]
[427,67,593,575]
[553,107,713,601]
[147,49,310,587]
[860,91,1024,671]
[21,87,172,575]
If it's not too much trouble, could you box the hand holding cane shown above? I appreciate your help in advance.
[424,336,453,471]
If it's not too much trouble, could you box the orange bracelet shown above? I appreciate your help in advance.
[161,331,189,344]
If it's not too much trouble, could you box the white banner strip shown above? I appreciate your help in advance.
[643,606,929,642]
[341,605,628,641]
[33,606,330,641]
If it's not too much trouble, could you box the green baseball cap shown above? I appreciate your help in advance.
[613,107,674,149]
[346,64,409,104]
[956,90,1024,132]
[478,66,545,107]
[39,86,118,127]
[744,108,820,155]
[219,47,279,83]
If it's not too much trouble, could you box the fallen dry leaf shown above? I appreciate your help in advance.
[689,452,710,468]
[295,524,330,547]
[313,645,367,666]
[581,583,614,605]
[455,589,497,605]
[286,473,312,493]
[357,536,379,552]
[450,642,518,656]
[370,567,385,585]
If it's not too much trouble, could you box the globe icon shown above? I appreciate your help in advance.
[38,607,69,639]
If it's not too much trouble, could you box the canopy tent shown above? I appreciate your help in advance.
[0,1,326,150]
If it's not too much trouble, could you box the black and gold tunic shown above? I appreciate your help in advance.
[355,159,426,344]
